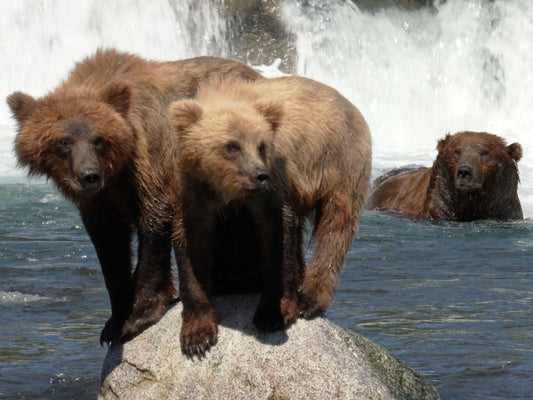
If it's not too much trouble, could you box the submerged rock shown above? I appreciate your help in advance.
[99,294,439,400]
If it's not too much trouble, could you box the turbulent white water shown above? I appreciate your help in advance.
[0,290,50,305]
[1,0,531,216]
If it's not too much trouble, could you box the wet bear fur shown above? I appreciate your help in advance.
[367,131,523,221]
[170,76,372,357]
[8,48,262,345]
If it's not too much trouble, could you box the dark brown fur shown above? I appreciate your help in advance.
[8,48,262,345]
[170,76,372,357]
[368,131,523,221]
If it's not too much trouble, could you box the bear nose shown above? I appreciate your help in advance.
[252,168,269,184]
[80,168,101,187]
[456,165,473,182]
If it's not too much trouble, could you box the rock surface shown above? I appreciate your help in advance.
[99,294,440,400]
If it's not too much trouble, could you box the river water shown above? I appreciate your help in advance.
[1,1,532,399]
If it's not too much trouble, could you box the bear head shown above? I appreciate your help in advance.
[435,131,522,193]
[7,83,134,200]
[170,98,282,203]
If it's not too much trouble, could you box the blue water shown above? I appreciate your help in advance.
[0,183,108,399]
[332,212,533,400]
[1,182,531,399]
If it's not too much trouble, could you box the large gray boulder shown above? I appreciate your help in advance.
[99,294,439,400]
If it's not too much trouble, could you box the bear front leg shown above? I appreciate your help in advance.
[179,277,218,358]
[121,220,175,343]
[173,215,218,358]
[299,194,357,319]
[279,204,304,327]
[250,201,300,331]
[81,204,134,345]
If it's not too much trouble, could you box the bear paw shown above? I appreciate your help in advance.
[253,303,285,332]
[280,296,299,327]
[180,310,218,359]
[120,302,167,344]
[100,316,125,346]
[297,289,329,319]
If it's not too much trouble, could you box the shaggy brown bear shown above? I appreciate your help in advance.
[170,76,372,357]
[8,48,261,345]
[367,131,523,221]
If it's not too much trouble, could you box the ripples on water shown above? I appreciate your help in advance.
[331,212,533,400]
[1,183,532,399]
[0,183,108,399]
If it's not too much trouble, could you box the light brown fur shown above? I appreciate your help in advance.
[170,76,372,356]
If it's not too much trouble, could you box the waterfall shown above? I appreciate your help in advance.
[1,0,531,216]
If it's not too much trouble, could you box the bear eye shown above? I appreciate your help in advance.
[56,137,72,155]
[454,148,461,157]
[93,135,105,152]
[479,149,489,158]
[225,141,240,153]
[258,142,266,157]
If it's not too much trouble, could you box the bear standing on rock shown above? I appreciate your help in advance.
[368,131,523,221]
[170,76,372,357]
[8,48,262,345]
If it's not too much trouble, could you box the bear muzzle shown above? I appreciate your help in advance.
[242,167,269,194]
[455,164,483,191]
[252,168,269,185]
[77,167,103,193]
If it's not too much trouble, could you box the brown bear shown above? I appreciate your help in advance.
[367,131,523,221]
[7,48,262,345]
[170,76,372,357]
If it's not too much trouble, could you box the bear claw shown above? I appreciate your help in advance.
[100,316,125,346]
[181,334,217,359]
[297,293,328,320]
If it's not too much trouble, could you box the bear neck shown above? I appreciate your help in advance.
[182,172,238,213]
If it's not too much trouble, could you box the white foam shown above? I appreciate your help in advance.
[1,0,531,216]
[0,290,50,305]
[282,0,533,217]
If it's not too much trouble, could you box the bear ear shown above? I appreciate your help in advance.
[170,100,203,132]
[507,142,522,162]
[254,101,283,131]
[7,91,38,123]
[101,83,131,118]
[437,133,452,153]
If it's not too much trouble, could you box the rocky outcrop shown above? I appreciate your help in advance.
[216,0,439,73]
[99,294,439,400]
[221,0,297,73]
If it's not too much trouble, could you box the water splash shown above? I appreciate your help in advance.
[282,0,533,217]
[1,0,531,216]
[0,290,50,305]
[282,0,531,161]
[0,0,227,122]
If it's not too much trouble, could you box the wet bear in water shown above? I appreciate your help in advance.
[368,131,522,221]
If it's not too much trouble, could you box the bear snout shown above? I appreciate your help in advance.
[456,165,473,182]
[240,167,269,194]
[455,164,483,191]
[79,167,102,192]
[252,168,269,185]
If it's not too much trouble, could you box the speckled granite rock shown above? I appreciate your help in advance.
[99,294,439,400]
